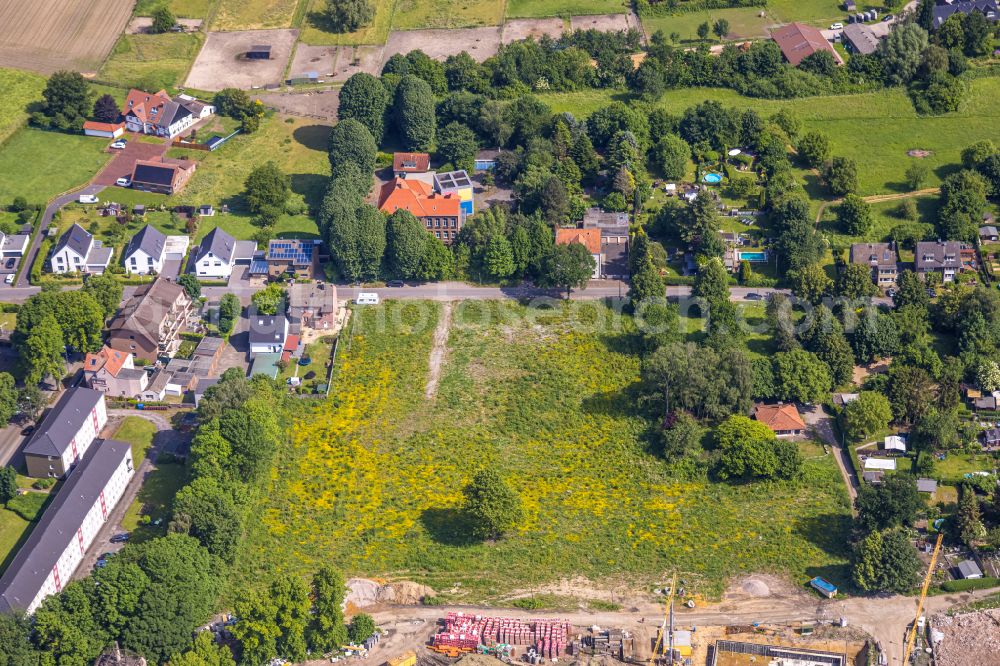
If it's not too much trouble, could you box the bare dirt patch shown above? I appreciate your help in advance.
[425,302,453,399]
[289,44,338,79]
[0,0,133,73]
[185,29,298,91]
[331,45,385,81]
[257,89,339,121]
[346,578,435,610]
[908,149,933,158]
[501,18,565,44]
[383,27,502,63]
[569,13,636,33]
[933,609,1000,665]
[127,17,203,34]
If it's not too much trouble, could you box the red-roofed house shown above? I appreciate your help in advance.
[555,228,602,279]
[393,152,431,177]
[378,177,463,244]
[123,88,199,139]
[754,403,806,437]
[84,346,149,398]
[83,121,125,139]
[770,23,843,67]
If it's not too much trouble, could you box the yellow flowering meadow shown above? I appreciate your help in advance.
[234,302,852,601]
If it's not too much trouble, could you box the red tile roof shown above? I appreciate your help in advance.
[754,403,806,432]
[83,121,125,132]
[283,334,300,354]
[378,178,461,218]
[555,228,602,255]
[393,152,430,173]
[770,23,844,67]
[122,88,171,125]
[85,346,130,378]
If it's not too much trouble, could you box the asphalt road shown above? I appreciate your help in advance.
[17,184,105,288]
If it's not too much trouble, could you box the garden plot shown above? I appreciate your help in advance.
[383,26,502,63]
[185,29,298,91]
[0,0,133,73]
[500,18,565,44]
[569,13,637,33]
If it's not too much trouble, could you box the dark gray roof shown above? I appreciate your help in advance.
[194,227,236,264]
[842,22,879,55]
[249,315,288,345]
[933,0,998,27]
[132,161,177,188]
[916,478,938,493]
[915,240,965,271]
[124,224,167,261]
[850,242,896,268]
[54,223,93,259]
[23,388,104,458]
[0,439,131,613]
[958,559,984,578]
[159,101,192,128]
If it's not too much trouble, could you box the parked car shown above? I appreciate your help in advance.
[5,258,15,269]
[4,274,13,285]
[20,425,34,436]
[355,293,379,305]
[882,14,894,22]
[110,533,130,543]
[745,292,763,301]
[386,280,404,287]
[116,177,131,187]
[79,194,99,204]
[830,22,844,29]
[110,140,127,149]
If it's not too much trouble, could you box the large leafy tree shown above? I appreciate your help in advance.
[714,415,801,481]
[836,194,873,235]
[83,274,124,319]
[322,0,374,32]
[651,133,690,180]
[150,6,176,33]
[879,23,929,85]
[16,290,104,355]
[540,242,595,298]
[841,391,892,442]
[326,203,386,282]
[337,73,389,142]
[385,209,428,279]
[886,363,934,424]
[166,631,236,666]
[693,257,729,306]
[462,468,524,540]
[327,119,377,180]
[393,75,435,151]
[642,342,753,421]
[851,307,899,362]
[855,474,921,531]
[836,262,879,299]
[244,162,290,217]
[436,121,478,172]
[796,131,830,168]
[307,566,349,652]
[93,93,120,123]
[19,314,64,384]
[0,465,16,504]
[772,349,831,404]
[33,70,92,131]
[823,156,859,195]
[852,528,921,594]
[0,611,38,666]
[787,263,831,305]
[0,373,19,425]
[170,476,244,562]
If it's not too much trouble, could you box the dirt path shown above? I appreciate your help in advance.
[425,302,453,400]
[814,187,942,223]
[801,405,859,503]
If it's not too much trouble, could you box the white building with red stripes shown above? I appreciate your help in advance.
[0,439,134,614]
[23,387,109,478]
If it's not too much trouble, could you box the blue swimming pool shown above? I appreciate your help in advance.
[739,251,767,262]
[703,172,722,184]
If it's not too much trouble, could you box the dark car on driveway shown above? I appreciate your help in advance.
[386,280,404,287]
[110,533,130,544]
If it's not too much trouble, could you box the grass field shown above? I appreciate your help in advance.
[540,77,1000,197]
[0,128,111,205]
[195,214,319,241]
[392,0,504,30]
[0,508,31,574]
[0,68,45,146]
[113,416,160,464]
[99,32,204,91]
[507,0,626,18]
[212,0,300,29]
[135,0,218,17]
[121,462,186,544]
[235,301,852,602]
[300,0,398,45]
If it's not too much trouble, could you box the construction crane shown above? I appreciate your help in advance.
[902,532,943,663]
[648,573,677,666]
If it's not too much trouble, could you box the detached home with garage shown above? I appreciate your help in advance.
[190,227,257,279]
[122,224,190,275]
[50,224,112,274]
[130,157,196,195]
[22,388,108,478]
[122,88,214,139]
[249,315,289,355]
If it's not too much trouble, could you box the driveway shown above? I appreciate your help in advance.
[93,138,170,187]
[801,404,859,502]
[160,258,182,280]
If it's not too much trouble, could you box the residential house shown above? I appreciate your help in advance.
[974,395,998,411]
[915,240,976,282]
[980,225,999,242]
[582,208,630,279]
[378,177,463,245]
[850,242,898,287]
[265,238,320,279]
[122,89,213,139]
[770,23,844,67]
[288,282,337,331]
[130,157,196,195]
[0,440,133,613]
[190,227,257,279]
[22,388,108,478]
[392,152,431,179]
[107,278,193,362]
[0,231,29,258]
[832,393,859,407]
[957,559,984,580]
[555,228,602,280]
[434,170,474,216]
[49,223,112,274]
[82,121,125,139]
[933,0,998,28]
[249,315,289,355]
[474,150,499,171]
[122,224,166,275]
[842,22,880,54]
[981,427,1000,450]
[83,346,149,398]
[753,403,806,437]
[140,369,170,402]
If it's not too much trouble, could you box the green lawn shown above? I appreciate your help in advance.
[506,0,626,18]
[235,301,852,603]
[934,452,998,485]
[100,32,204,91]
[113,416,160,464]
[392,0,504,29]
[818,196,940,254]
[300,0,398,45]
[135,0,217,17]
[121,462,187,544]
[540,77,1000,197]
[195,214,319,241]
[0,128,112,205]
[0,509,32,575]
[0,68,45,146]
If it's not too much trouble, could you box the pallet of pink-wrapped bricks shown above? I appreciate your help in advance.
[433,613,571,657]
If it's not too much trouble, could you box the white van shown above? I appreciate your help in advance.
[79,194,99,204]
[355,292,379,305]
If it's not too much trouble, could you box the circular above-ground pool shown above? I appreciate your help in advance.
[703,172,722,184]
